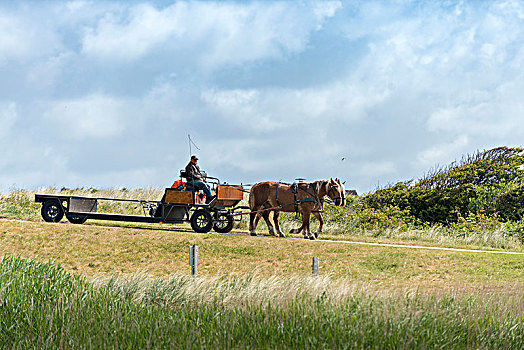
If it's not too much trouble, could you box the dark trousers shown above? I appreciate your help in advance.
[188,180,212,202]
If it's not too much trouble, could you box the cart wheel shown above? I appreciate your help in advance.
[190,210,213,233]
[66,214,87,224]
[41,201,64,223]
[213,214,234,233]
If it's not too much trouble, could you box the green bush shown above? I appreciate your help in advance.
[495,182,524,221]
[362,147,524,225]
[505,220,524,242]
[321,198,414,233]
[0,190,42,220]
[448,213,504,236]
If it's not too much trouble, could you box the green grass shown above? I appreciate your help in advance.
[1,218,523,285]
[1,256,523,349]
[2,188,524,347]
[2,187,523,252]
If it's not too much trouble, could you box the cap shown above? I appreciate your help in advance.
[191,155,199,160]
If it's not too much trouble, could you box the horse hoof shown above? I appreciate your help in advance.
[279,234,286,238]
[309,235,316,240]
[250,232,257,236]
[289,229,296,234]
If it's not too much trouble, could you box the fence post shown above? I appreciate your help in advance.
[312,257,319,276]
[189,244,199,278]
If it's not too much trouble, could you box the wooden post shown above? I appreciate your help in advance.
[312,257,319,276]
[189,244,199,277]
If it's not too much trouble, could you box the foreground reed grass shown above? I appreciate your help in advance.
[1,256,523,349]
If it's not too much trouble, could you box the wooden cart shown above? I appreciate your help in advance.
[35,174,246,234]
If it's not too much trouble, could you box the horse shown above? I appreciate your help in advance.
[248,178,346,240]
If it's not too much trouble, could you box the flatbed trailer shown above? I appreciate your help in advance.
[34,175,247,233]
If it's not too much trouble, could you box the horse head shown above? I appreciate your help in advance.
[327,178,346,206]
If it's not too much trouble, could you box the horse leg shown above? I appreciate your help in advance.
[313,211,324,239]
[273,211,286,238]
[301,212,313,239]
[249,212,258,236]
[261,211,276,236]
[305,212,316,240]
[289,219,305,234]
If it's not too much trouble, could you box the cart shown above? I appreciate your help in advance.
[34,171,246,234]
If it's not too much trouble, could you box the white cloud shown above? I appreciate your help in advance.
[0,102,17,137]
[0,14,35,64]
[416,135,470,167]
[82,3,183,61]
[427,103,523,138]
[0,11,61,65]
[26,52,75,89]
[43,94,128,139]
[66,1,93,12]
[201,81,390,132]
[201,89,282,131]
[1,0,524,194]
[426,77,524,138]
[357,161,397,177]
[0,102,17,170]
[81,1,342,67]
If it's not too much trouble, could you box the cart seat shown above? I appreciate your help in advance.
[180,170,197,191]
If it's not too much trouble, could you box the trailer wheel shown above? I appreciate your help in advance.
[66,214,87,224]
[190,210,213,233]
[41,201,64,223]
[213,214,234,233]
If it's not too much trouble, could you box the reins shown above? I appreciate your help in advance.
[229,202,296,217]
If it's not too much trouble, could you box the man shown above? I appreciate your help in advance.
[185,155,214,203]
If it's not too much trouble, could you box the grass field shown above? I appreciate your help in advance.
[1,188,524,348]
[1,256,523,348]
[2,187,524,251]
[1,218,523,287]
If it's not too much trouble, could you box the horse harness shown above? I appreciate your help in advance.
[327,181,344,205]
[275,182,323,213]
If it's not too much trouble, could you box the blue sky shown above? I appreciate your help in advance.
[1,0,523,194]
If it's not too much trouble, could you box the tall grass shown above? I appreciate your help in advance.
[1,256,523,348]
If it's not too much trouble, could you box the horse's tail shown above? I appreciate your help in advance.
[248,184,257,210]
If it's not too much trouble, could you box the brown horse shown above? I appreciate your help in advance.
[248,178,346,240]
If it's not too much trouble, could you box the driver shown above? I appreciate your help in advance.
[185,155,214,204]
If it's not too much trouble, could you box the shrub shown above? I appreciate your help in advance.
[505,220,524,242]
[495,182,524,222]
[362,146,524,225]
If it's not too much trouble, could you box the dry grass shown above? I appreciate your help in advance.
[2,187,523,251]
[332,225,524,251]
[94,271,524,317]
[1,218,523,290]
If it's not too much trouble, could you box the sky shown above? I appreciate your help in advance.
[1,0,523,194]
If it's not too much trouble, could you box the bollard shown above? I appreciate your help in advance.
[312,257,319,276]
[189,244,199,278]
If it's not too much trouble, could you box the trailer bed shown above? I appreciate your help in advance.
[34,185,246,234]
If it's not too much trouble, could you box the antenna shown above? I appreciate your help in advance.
[188,134,200,157]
